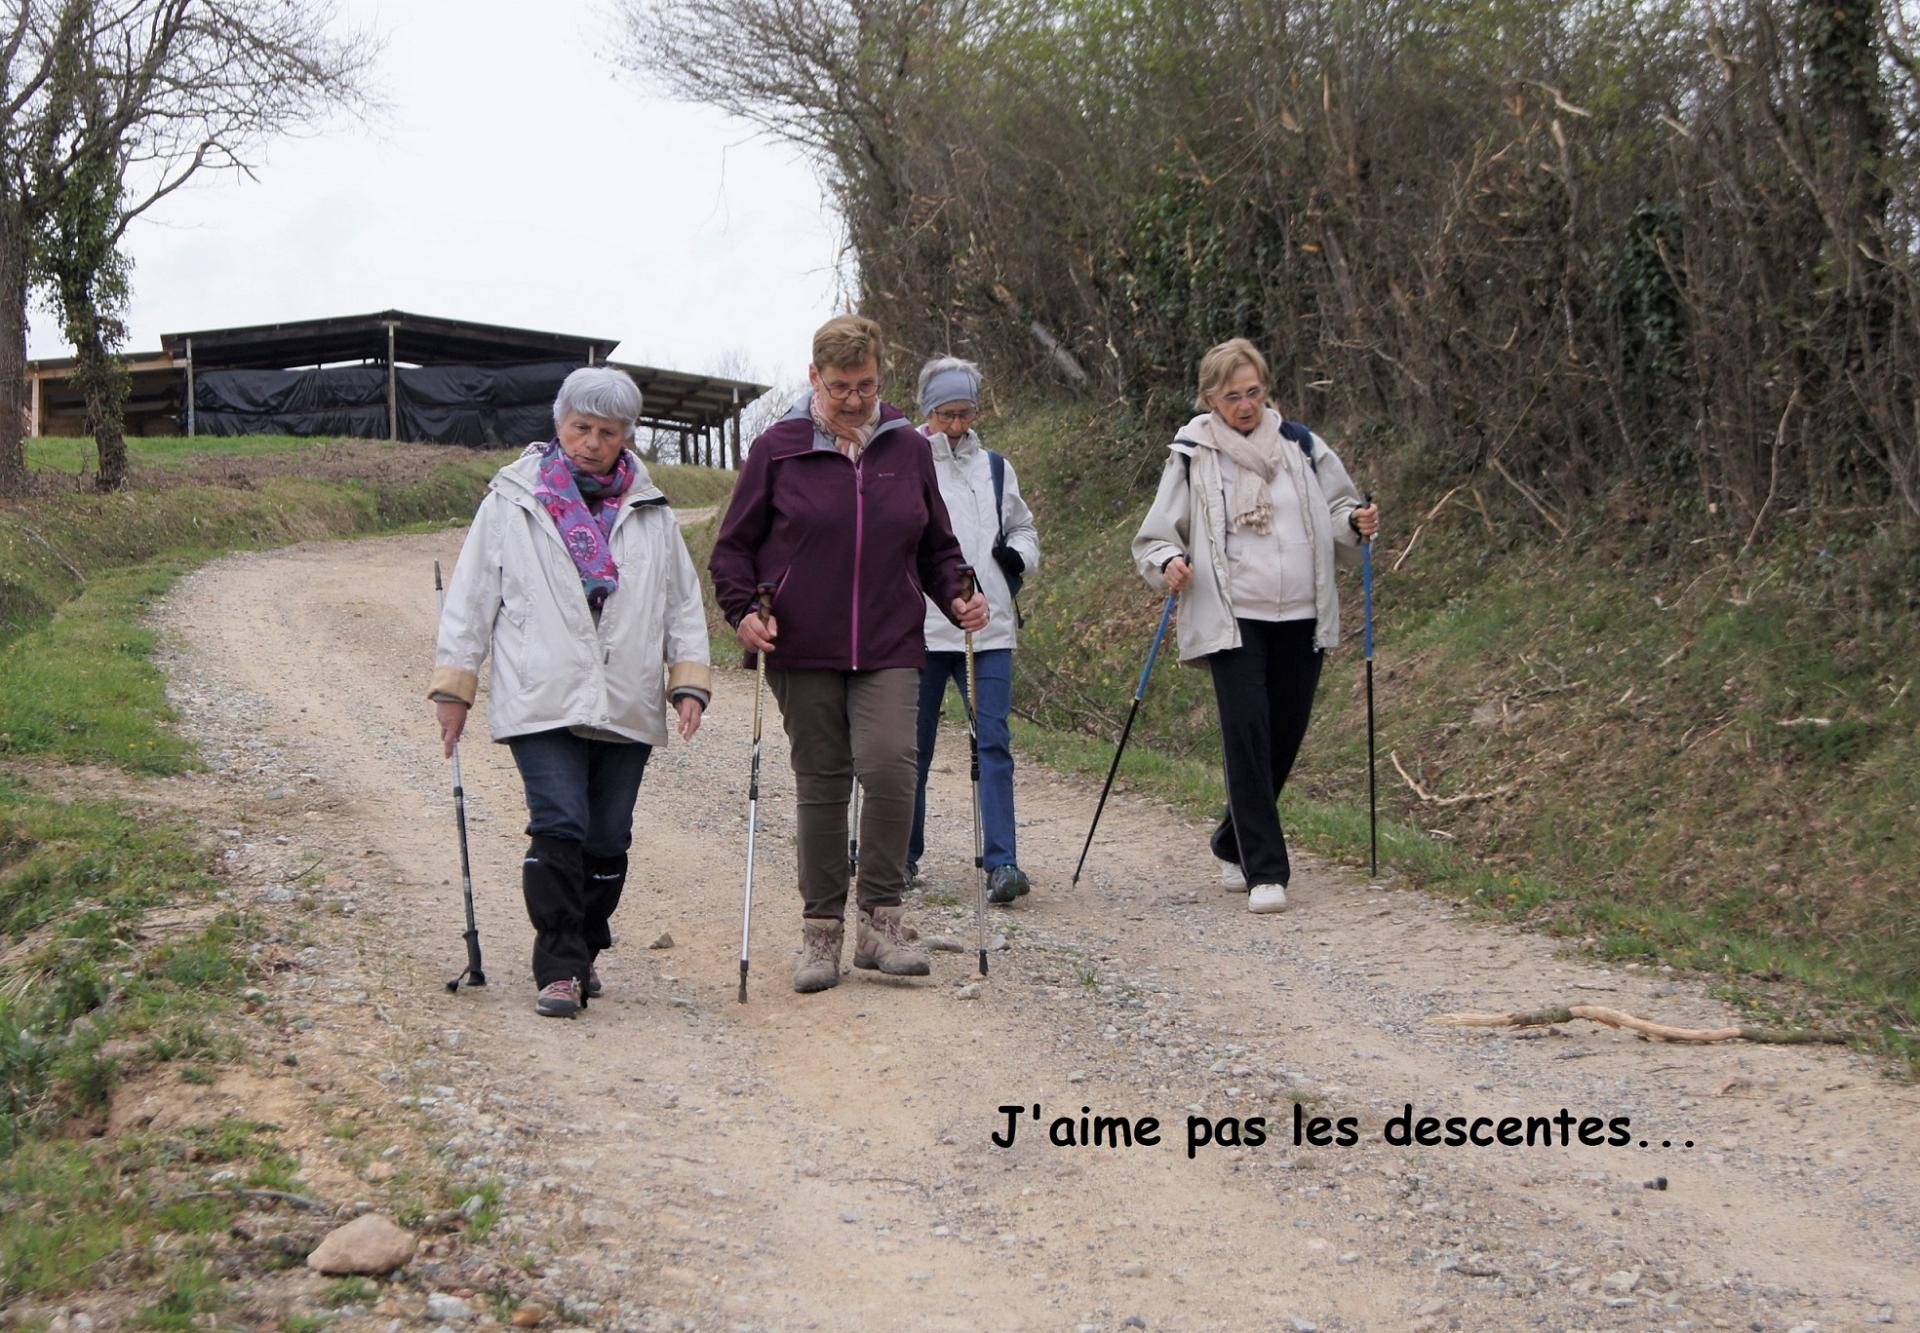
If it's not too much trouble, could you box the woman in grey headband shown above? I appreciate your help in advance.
[908,357,1041,903]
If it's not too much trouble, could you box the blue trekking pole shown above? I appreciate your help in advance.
[1071,593,1178,887]
[1362,494,1378,877]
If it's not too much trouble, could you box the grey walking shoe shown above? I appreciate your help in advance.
[585,964,603,999]
[853,905,931,976]
[987,865,1030,904]
[535,978,581,1017]
[794,918,844,993]
[905,860,925,888]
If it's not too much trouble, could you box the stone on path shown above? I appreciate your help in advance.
[306,1213,417,1275]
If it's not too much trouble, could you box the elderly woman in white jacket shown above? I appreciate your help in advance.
[1132,338,1379,914]
[908,357,1041,903]
[429,367,712,1016]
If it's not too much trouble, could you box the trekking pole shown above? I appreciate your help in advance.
[848,780,862,876]
[1362,494,1378,878]
[960,566,988,977]
[738,583,777,1004]
[1071,592,1177,887]
[434,561,486,993]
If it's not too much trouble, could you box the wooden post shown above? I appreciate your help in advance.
[185,337,195,438]
[28,370,40,437]
[678,429,688,465]
[730,387,743,468]
[587,345,596,367]
[386,323,398,441]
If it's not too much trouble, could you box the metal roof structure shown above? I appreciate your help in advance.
[28,310,770,459]
[158,309,619,372]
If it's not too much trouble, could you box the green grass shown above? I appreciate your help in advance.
[28,434,318,474]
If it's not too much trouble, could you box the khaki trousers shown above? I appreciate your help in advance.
[767,667,919,919]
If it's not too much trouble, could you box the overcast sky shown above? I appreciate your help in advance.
[25,0,840,392]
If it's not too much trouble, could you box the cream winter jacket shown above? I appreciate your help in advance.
[428,448,713,745]
[920,428,1041,654]
[1131,410,1365,663]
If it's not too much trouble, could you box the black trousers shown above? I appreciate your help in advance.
[1206,618,1324,888]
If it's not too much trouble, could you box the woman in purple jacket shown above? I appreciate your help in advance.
[710,315,988,994]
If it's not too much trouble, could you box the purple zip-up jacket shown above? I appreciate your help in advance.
[709,397,970,671]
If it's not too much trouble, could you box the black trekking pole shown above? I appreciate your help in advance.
[1359,495,1374,883]
[1362,494,1378,878]
[738,583,777,1003]
[959,566,988,976]
[1071,592,1178,887]
[434,561,486,993]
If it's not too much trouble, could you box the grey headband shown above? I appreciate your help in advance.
[919,366,981,416]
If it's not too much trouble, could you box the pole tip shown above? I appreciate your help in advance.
[978,951,988,977]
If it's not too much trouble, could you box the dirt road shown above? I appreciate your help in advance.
[155,526,1920,1331]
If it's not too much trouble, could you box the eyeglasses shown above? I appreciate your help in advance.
[1218,387,1266,407]
[931,407,979,425]
[820,378,880,402]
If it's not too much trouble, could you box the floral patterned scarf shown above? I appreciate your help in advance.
[532,443,634,611]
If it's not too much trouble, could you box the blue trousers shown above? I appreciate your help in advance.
[910,649,1017,871]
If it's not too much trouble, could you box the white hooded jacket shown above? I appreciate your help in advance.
[919,427,1040,653]
[429,448,713,745]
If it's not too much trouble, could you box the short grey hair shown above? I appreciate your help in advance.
[916,355,983,416]
[553,366,643,439]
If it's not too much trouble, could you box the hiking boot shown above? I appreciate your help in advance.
[1248,883,1288,914]
[794,918,844,993]
[987,865,1030,904]
[1216,857,1248,891]
[853,905,931,977]
[585,964,603,999]
[535,978,582,1017]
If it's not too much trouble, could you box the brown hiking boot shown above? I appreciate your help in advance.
[853,905,931,977]
[794,918,844,993]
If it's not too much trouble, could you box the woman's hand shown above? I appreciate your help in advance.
[952,591,989,632]
[436,700,469,757]
[1351,503,1381,539]
[676,696,704,741]
[1163,555,1193,593]
[737,611,778,655]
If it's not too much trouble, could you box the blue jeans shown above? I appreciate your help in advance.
[910,650,1017,871]
[508,729,653,857]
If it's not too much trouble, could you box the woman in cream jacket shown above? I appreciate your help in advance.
[430,367,711,1015]
[1132,339,1379,913]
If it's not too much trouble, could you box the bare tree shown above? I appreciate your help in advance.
[0,0,376,495]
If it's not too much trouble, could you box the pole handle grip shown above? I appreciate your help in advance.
[754,582,776,620]
[434,560,444,592]
[958,564,976,600]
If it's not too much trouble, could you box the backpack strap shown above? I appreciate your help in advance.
[988,449,1007,545]
[1280,419,1317,470]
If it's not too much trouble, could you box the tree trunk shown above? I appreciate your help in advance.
[74,316,129,492]
[0,208,31,498]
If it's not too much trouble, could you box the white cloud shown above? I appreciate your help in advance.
[27,0,844,387]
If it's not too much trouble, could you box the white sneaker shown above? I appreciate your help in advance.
[1216,857,1248,891]
[1247,883,1288,913]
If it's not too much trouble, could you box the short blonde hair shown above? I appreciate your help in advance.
[1194,337,1270,410]
[812,315,885,372]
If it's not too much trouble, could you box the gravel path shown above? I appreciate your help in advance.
[151,526,1920,1332]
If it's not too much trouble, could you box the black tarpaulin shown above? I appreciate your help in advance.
[189,361,577,446]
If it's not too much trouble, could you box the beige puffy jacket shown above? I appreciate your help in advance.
[429,449,713,745]
[1131,411,1365,663]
